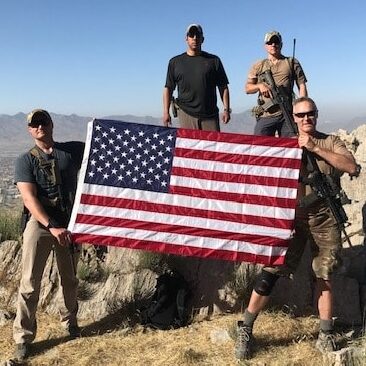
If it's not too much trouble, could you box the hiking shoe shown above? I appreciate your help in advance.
[235,321,254,360]
[315,330,337,353]
[14,343,30,361]
[68,325,81,338]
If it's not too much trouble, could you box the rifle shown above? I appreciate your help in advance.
[258,68,354,247]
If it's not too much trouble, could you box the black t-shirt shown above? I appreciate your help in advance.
[165,51,229,118]
[15,141,84,224]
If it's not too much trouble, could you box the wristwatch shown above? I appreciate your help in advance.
[224,108,232,113]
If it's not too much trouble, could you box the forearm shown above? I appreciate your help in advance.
[245,80,260,94]
[163,87,172,115]
[298,83,308,97]
[219,85,230,110]
[311,146,357,174]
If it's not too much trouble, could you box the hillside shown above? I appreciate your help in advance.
[1,309,364,365]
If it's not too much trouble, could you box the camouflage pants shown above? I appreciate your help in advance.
[265,207,342,280]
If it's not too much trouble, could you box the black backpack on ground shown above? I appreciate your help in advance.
[141,270,190,330]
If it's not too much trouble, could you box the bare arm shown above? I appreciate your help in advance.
[218,85,231,124]
[17,182,72,246]
[297,82,308,97]
[245,77,271,98]
[298,135,357,175]
[162,87,172,127]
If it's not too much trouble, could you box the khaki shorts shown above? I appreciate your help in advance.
[265,206,342,280]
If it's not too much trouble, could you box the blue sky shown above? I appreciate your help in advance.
[1,0,365,124]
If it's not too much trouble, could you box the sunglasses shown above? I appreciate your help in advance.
[187,31,202,38]
[28,119,50,128]
[266,40,280,45]
[293,110,317,118]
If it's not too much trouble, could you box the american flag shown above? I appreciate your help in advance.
[68,119,302,265]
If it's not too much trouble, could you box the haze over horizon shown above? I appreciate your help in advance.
[1,1,365,126]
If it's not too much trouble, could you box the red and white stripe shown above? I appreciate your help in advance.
[69,124,302,265]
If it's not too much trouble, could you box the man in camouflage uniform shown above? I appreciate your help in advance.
[235,97,358,360]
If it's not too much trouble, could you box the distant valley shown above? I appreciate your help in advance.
[0,111,365,156]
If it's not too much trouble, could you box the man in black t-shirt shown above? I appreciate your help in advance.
[12,109,84,362]
[163,24,231,131]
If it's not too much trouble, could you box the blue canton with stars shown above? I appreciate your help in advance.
[84,120,177,193]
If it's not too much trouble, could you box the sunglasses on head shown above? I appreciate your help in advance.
[28,119,50,128]
[293,110,317,118]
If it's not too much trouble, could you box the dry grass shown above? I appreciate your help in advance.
[0,309,339,366]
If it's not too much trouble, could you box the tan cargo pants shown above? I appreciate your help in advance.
[13,216,79,344]
[177,108,220,131]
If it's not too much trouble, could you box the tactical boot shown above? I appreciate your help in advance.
[315,330,337,353]
[14,343,30,362]
[68,325,81,339]
[235,321,254,360]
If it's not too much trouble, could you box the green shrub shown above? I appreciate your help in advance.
[0,210,22,241]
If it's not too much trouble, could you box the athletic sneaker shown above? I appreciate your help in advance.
[235,321,254,360]
[315,330,337,353]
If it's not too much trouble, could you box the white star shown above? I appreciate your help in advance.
[90,159,96,166]
[105,162,111,168]
[92,148,99,153]
[116,134,122,140]
[100,143,106,149]
[159,139,165,145]
[129,147,136,153]
[148,167,154,173]
[127,158,133,165]
[167,134,173,140]
[154,174,161,180]
[158,151,164,157]
[102,132,108,138]
[94,137,100,142]
[145,137,151,143]
[115,145,121,151]
[134,166,140,171]
[140,172,146,178]
[143,149,149,155]
[118,175,123,181]
[131,135,137,141]
[95,125,102,131]
[132,177,138,183]
[123,140,129,146]
[162,169,168,175]
[150,155,156,161]
[99,154,105,161]
[151,144,157,150]
[119,163,126,170]
[110,127,116,133]
[161,181,167,187]
[153,133,159,139]
[121,152,127,158]
[126,170,132,176]
[156,162,162,169]
[141,160,148,167]
[136,153,141,159]
[138,131,145,137]
[97,166,103,172]
[88,172,95,177]
[103,173,109,179]
[164,157,170,164]
[113,156,120,162]
[146,179,152,185]
[124,129,131,135]
[111,168,117,174]
[108,138,115,144]
[107,150,112,156]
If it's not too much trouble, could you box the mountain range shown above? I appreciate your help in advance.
[0,111,365,155]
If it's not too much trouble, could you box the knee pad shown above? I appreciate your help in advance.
[253,270,279,296]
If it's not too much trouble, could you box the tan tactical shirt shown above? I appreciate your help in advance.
[248,56,307,117]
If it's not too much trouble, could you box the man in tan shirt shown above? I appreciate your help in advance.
[246,31,308,137]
